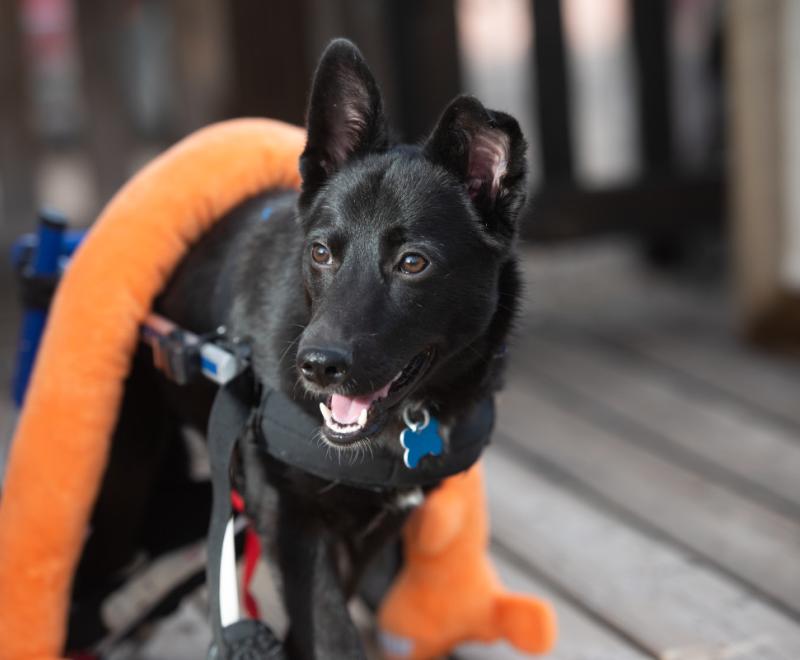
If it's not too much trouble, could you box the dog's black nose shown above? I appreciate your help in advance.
[297,347,351,386]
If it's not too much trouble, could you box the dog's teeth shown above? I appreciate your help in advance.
[357,408,368,428]
[319,402,332,422]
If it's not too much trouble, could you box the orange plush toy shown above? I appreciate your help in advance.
[379,464,556,658]
[0,118,555,659]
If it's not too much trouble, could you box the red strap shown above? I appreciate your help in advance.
[242,529,262,619]
[231,490,245,513]
[230,490,261,619]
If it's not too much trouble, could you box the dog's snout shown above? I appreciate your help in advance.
[297,346,351,387]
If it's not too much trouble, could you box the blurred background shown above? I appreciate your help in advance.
[1,0,800,658]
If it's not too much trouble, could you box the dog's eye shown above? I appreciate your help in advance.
[398,253,428,275]
[311,243,332,265]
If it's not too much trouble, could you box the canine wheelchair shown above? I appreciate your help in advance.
[11,212,286,657]
[9,211,399,658]
[3,116,554,659]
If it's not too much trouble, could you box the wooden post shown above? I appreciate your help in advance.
[728,0,800,349]
[169,0,232,134]
[531,0,573,183]
[782,0,800,298]
[631,0,673,173]
[306,0,400,129]
[384,0,461,142]
[226,0,312,126]
[0,0,37,243]
[75,0,135,209]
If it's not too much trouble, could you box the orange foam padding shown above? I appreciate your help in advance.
[0,119,305,659]
[378,463,557,659]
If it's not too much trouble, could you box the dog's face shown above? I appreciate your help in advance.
[295,40,526,447]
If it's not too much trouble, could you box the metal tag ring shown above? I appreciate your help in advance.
[402,406,430,432]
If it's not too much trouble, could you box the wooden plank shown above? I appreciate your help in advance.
[624,329,800,431]
[521,309,800,433]
[514,243,727,331]
[514,244,800,430]
[456,551,649,660]
[483,449,800,659]
[511,334,800,513]
[494,380,800,616]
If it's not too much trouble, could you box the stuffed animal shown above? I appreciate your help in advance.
[0,119,555,659]
[379,464,556,658]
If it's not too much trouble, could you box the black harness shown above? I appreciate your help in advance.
[205,370,494,658]
[256,387,494,490]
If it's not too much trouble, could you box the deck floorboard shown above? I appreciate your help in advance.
[469,243,800,658]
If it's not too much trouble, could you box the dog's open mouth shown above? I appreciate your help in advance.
[318,348,435,445]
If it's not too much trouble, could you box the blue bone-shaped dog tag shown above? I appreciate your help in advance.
[400,413,443,469]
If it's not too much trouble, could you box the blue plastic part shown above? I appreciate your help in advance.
[61,229,86,257]
[32,211,67,275]
[201,355,218,376]
[10,229,86,272]
[10,234,37,270]
[11,211,75,407]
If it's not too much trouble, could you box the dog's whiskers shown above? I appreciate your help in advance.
[278,334,302,366]
[291,377,312,401]
[314,424,376,466]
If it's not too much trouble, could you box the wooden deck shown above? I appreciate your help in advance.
[2,241,799,658]
[463,242,800,660]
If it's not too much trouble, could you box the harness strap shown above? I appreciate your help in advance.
[206,373,285,659]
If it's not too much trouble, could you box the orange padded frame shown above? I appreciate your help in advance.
[0,119,305,658]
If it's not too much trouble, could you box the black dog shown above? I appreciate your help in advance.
[69,39,527,659]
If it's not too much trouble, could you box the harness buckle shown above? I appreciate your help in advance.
[141,315,250,386]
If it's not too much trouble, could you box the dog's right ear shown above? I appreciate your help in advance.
[299,39,389,208]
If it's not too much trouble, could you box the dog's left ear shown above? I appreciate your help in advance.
[299,39,389,208]
[424,95,527,238]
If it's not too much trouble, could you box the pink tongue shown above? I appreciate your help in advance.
[330,383,392,425]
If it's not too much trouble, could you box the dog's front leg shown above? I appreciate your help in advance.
[277,496,367,660]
